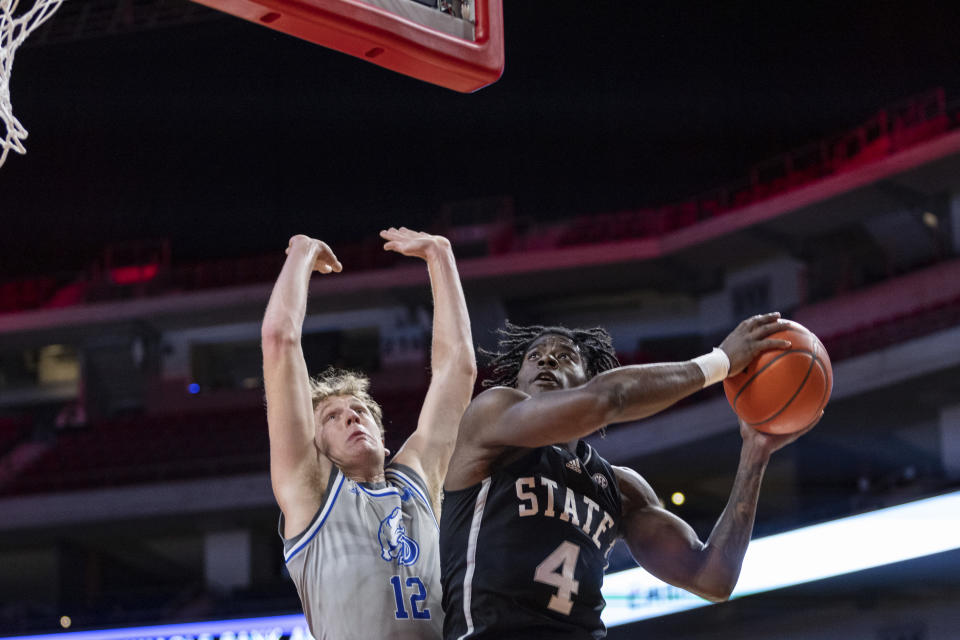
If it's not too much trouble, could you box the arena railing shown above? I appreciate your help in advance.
[3,290,959,498]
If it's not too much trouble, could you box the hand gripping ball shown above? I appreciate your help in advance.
[723,320,833,434]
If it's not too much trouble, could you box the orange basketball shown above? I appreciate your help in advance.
[723,319,833,434]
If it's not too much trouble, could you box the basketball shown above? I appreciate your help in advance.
[723,319,833,434]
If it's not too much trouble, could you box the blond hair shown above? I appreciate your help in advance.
[309,367,384,436]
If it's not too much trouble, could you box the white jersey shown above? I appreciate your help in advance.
[280,462,443,640]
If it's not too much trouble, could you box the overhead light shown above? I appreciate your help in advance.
[922,211,938,228]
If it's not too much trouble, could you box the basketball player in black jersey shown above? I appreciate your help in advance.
[440,313,818,639]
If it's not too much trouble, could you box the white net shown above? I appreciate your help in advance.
[0,0,65,168]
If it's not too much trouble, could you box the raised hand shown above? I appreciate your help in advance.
[286,234,342,274]
[380,227,451,260]
[739,411,822,455]
[719,312,792,376]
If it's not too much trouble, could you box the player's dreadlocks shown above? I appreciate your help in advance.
[480,320,620,389]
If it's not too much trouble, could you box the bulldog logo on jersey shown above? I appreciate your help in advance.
[378,506,420,566]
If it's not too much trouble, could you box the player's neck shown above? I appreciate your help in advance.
[342,461,386,484]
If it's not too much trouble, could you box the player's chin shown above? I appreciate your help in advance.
[352,436,381,454]
[343,444,383,466]
[528,380,562,394]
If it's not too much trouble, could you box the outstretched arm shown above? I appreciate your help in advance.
[468,313,792,450]
[386,228,477,509]
[616,418,816,601]
[261,235,342,537]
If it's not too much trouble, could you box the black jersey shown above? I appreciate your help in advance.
[440,441,622,640]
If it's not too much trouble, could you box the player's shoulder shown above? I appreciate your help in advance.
[384,461,430,500]
[443,387,531,490]
[454,386,530,452]
[612,465,659,512]
[463,386,528,421]
[473,385,528,404]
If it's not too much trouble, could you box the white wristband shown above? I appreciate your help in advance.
[692,348,730,387]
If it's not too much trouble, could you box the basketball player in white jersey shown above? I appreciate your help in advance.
[262,227,476,640]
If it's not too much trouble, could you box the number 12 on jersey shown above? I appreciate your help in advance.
[534,541,581,615]
[390,575,431,619]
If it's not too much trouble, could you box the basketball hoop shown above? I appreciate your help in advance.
[193,0,504,93]
[0,0,65,168]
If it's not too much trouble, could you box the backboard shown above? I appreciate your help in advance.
[191,0,504,92]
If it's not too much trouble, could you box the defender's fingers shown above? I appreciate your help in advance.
[317,248,340,263]
[317,248,342,272]
[319,257,343,273]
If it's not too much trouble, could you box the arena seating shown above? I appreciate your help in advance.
[823,294,960,361]
[0,416,31,454]
[0,385,435,497]
[0,407,269,496]
[1,90,956,316]
[0,276,58,313]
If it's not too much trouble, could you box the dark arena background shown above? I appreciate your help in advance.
[2,1,960,638]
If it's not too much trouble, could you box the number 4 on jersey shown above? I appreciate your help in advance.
[533,541,581,615]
